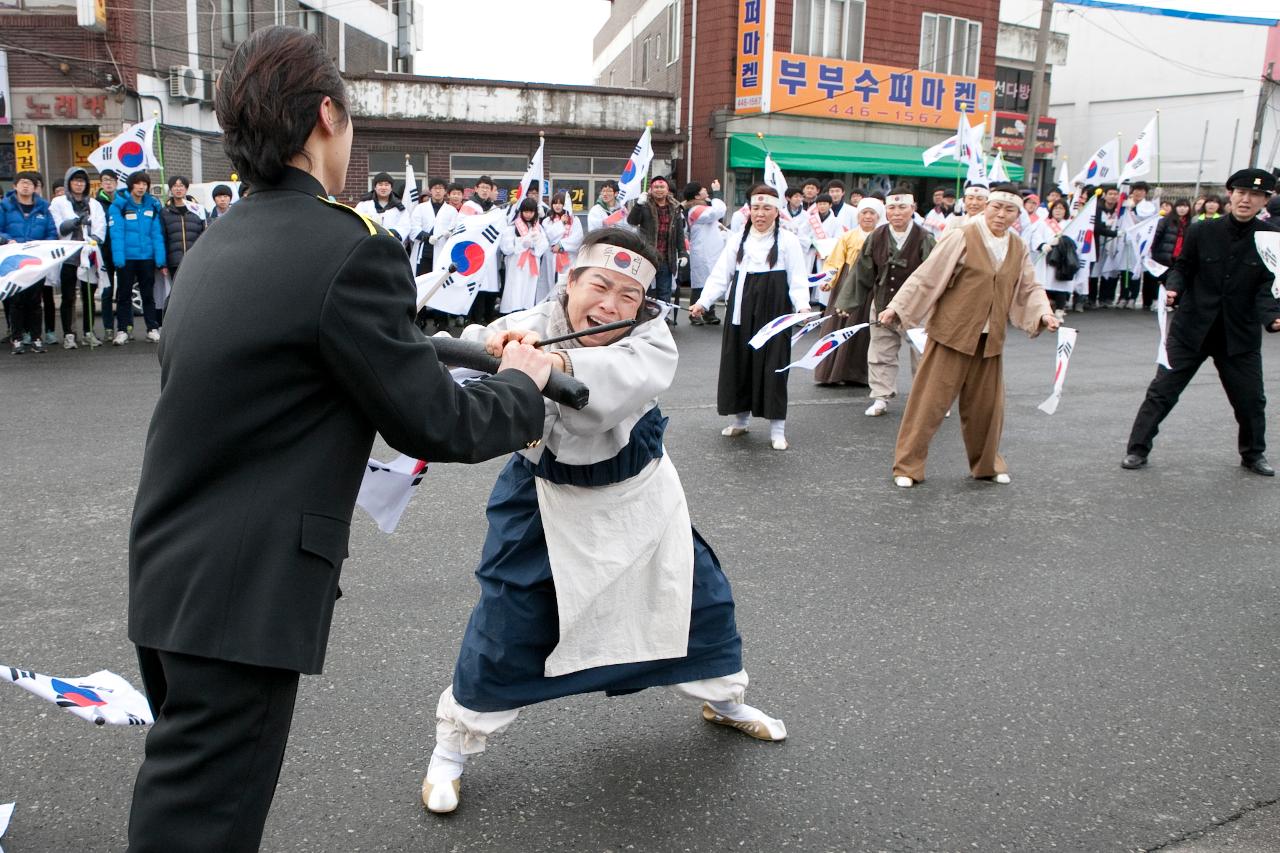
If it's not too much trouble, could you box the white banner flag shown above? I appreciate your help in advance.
[906,327,928,354]
[988,150,1010,183]
[1254,231,1280,297]
[1057,159,1072,196]
[0,241,84,300]
[1060,196,1098,263]
[748,310,821,349]
[0,665,153,726]
[1155,284,1171,368]
[1119,115,1158,184]
[763,153,789,201]
[789,317,825,345]
[0,800,12,853]
[922,133,960,167]
[777,323,869,371]
[426,210,505,315]
[1071,138,1120,187]
[356,454,426,534]
[1038,326,1078,414]
[402,159,419,218]
[510,137,545,218]
[87,119,161,176]
[617,126,654,206]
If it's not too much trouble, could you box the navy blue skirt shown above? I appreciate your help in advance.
[451,410,744,713]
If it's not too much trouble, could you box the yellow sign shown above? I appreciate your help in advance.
[71,130,99,166]
[768,53,995,130]
[734,0,768,113]
[14,133,39,173]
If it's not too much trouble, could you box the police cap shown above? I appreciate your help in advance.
[1225,168,1276,194]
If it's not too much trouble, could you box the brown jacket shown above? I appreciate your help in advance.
[887,220,1050,357]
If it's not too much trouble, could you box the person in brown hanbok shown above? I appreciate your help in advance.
[812,197,885,386]
[876,185,1058,488]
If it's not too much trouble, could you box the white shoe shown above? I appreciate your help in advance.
[63,333,77,350]
[720,425,748,437]
[701,702,787,741]
[113,331,129,346]
[771,437,789,451]
[422,778,460,814]
[864,400,888,417]
[84,332,102,348]
[992,473,1011,485]
[894,476,914,488]
[1054,309,1066,322]
[146,329,161,342]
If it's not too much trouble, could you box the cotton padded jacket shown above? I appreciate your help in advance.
[0,190,57,242]
[108,189,167,267]
[159,201,206,270]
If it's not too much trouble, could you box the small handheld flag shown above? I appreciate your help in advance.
[617,126,654,206]
[906,327,928,355]
[807,269,835,289]
[0,666,153,726]
[777,323,870,371]
[1038,327,1078,415]
[1254,232,1280,297]
[427,210,505,315]
[356,455,427,534]
[1119,115,1158,184]
[0,800,12,853]
[0,241,85,301]
[789,317,825,345]
[1070,138,1120,187]
[1155,285,1171,368]
[748,311,821,350]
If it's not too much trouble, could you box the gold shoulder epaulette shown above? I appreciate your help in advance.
[317,195,384,237]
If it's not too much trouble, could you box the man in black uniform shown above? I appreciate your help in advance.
[125,26,553,852]
[1122,168,1280,476]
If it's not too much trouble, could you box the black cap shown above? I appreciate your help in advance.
[1225,168,1276,194]
[372,171,394,185]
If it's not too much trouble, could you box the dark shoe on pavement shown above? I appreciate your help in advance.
[689,313,705,326]
[30,338,46,354]
[11,340,26,355]
[1120,453,1148,470]
[1242,457,1275,477]
[704,309,721,325]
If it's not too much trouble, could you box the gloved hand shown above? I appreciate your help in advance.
[677,256,688,268]
[428,234,439,245]
[638,192,648,205]
[59,220,79,237]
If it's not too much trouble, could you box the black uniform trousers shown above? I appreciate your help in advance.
[1126,320,1266,462]
[127,647,299,853]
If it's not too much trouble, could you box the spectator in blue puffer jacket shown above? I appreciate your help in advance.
[1,170,58,354]
[107,170,166,345]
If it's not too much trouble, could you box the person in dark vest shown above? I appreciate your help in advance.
[836,186,936,417]
[124,26,553,853]
[1121,168,1280,476]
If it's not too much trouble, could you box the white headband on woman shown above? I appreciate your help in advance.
[965,186,990,199]
[988,191,1023,207]
[574,242,657,289]
[855,197,887,227]
[750,193,784,210]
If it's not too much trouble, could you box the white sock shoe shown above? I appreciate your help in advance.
[721,413,751,436]
[702,701,787,741]
[422,747,465,813]
[865,399,888,416]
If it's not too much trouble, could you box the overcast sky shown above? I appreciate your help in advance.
[414,0,612,84]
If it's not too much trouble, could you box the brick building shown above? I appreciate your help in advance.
[594,0,1059,201]
[0,0,415,192]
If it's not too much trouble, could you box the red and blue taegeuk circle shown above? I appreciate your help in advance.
[51,678,107,708]
[118,140,146,169]
[450,241,486,276]
[1085,160,1099,179]
[612,251,633,269]
[0,254,43,276]
[620,159,637,184]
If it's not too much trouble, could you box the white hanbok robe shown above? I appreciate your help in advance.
[407,200,445,271]
[538,213,583,303]
[354,198,409,240]
[685,198,727,291]
[798,209,847,306]
[587,201,628,232]
[697,226,812,324]
[499,220,549,314]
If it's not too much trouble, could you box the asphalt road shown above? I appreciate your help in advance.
[1,307,1277,852]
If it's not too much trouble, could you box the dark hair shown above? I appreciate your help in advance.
[600,179,619,192]
[577,226,661,270]
[889,184,914,198]
[525,179,540,192]
[216,26,347,188]
[849,186,866,196]
[551,191,573,218]
[518,196,539,215]
[801,178,821,190]
[815,193,833,205]
[52,179,64,191]
[1202,193,1223,209]
[682,181,704,201]
[736,184,781,268]
[823,179,845,191]
[14,171,41,186]
[127,170,152,189]
[1168,197,1192,224]
[446,182,464,194]
[428,177,447,189]
[475,175,495,188]
[649,175,670,188]
[1130,181,1150,192]
[1048,199,1070,219]
[372,172,393,186]
[212,184,233,198]
[99,169,118,180]
[867,191,885,202]
[943,188,956,198]
[785,186,802,199]
[167,175,189,190]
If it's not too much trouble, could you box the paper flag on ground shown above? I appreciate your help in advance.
[777,323,869,371]
[749,311,821,349]
[1155,284,1171,368]
[0,801,12,853]
[790,317,825,344]
[906,327,928,354]
[356,454,427,534]
[1254,231,1280,297]
[1038,326,1078,414]
[0,666,153,726]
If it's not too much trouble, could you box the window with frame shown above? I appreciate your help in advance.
[791,0,865,61]
[366,152,428,190]
[667,1,681,64]
[222,0,250,44]
[920,13,981,78]
[640,37,651,82]
[297,4,323,37]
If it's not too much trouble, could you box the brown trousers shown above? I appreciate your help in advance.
[893,334,1007,481]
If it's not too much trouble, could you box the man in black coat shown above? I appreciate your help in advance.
[626,175,688,324]
[1122,168,1280,476]
[126,26,553,852]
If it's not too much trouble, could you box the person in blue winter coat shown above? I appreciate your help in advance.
[1,170,58,354]
[107,170,167,344]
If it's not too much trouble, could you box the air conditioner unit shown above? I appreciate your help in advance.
[169,66,213,103]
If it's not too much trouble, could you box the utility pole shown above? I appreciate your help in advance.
[1250,60,1275,167]
[1020,0,1055,190]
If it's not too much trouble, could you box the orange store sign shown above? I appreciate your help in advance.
[766,53,994,128]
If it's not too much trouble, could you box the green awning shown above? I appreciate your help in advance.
[729,133,1024,181]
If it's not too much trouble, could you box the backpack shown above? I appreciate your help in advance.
[1047,235,1081,281]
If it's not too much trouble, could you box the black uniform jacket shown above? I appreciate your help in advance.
[1167,215,1280,357]
[128,167,545,674]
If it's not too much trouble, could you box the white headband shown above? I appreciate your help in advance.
[574,242,657,289]
[988,191,1022,207]
[886,194,914,207]
[965,186,990,199]
[750,193,784,210]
